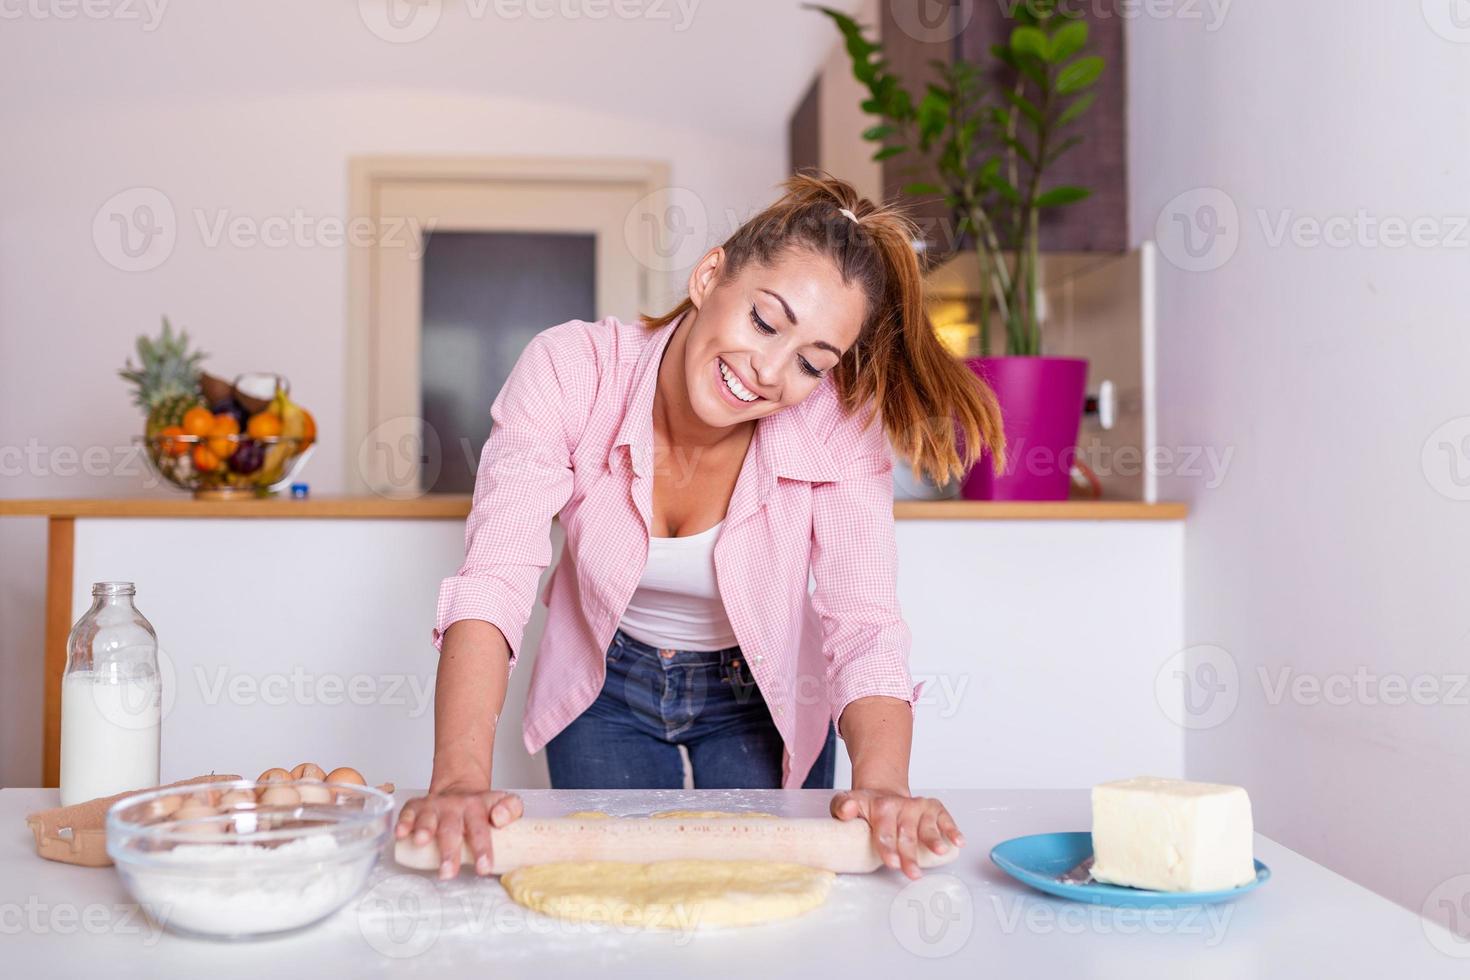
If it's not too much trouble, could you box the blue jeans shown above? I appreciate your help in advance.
[545,628,837,789]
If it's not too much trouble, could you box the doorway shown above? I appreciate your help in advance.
[346,156,671,496]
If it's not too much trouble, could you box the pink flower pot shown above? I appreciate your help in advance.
[961,356,1089,501]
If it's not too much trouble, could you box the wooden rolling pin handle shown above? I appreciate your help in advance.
[393,817,962,875]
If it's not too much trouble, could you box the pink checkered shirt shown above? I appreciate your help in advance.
[432,311,921,788]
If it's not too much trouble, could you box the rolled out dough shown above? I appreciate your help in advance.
[500,859,832,930]
[498,810,832,929]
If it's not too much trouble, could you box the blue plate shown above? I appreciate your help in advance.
[990,832,1270,908]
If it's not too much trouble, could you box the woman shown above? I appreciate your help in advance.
[395,171,1005,882]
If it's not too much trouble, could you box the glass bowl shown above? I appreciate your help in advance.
[106,779,393,941]
[138,433,312,499]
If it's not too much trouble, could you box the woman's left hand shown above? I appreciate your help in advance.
[830,787,966,879]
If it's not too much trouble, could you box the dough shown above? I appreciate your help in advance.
[501,809,831,929]
[499,859,833,930]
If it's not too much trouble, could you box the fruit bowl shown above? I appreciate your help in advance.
[121,322,318,498]
[140,433,312,499]
[125,354,318,498]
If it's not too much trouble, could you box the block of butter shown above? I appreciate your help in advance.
[1089,776,1256,892]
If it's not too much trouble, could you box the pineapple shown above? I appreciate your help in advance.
[118,316,207,436]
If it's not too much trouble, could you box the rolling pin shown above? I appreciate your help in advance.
[394,815,961,874]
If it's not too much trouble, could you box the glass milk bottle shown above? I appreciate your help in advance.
[59,582,162,805]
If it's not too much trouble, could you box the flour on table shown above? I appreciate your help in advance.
[563,809,779,820]
[649,810,778,820]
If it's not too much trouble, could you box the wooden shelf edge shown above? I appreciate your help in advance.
[893,500,1187,520]
[0,496,473,519]
[1,497,1187,521]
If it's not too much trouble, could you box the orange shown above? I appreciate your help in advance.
[159,425,188,458]
[299,410,316,450]
[191,443,220,472]
[247,411,283,440]
[182,406,214,437]
[207,414,239,459]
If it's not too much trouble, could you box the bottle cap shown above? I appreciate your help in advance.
[290,483,310,498]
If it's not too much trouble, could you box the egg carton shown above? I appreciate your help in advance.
[25,773,243,868]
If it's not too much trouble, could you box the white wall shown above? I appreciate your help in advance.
[0,1,865,786]
[1130,1,1470,930]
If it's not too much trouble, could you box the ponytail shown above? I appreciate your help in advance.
[641,169,1005,486]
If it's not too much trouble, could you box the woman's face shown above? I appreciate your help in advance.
[682,247,866,429]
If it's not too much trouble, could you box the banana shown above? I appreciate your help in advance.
[258,387,299,483]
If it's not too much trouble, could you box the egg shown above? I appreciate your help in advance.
[258,785,302,807]
[325,767,366,786]
[218,789,256,808]
[173,801,225,834]
[144,794,183,821]
[296,783,332,804]
[257,767,292,783]
[291,762,326,781]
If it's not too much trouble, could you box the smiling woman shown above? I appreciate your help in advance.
[642,170,1006,489]
[400,170,1003,883]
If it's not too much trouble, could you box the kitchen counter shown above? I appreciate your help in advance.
[2,787,1458,978]
[2,496,1188,790]
[0,496,1188,520]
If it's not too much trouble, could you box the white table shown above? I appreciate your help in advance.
[4,788,1460,978]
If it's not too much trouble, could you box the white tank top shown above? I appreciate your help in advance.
[616,520,739,651]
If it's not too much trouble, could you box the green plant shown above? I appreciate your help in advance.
[808,2,1104,356]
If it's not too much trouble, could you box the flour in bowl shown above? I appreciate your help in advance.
[123,832,373,937]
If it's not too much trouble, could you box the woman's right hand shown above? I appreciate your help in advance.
[394,782,524,880]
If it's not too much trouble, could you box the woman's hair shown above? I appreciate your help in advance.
[638,169,1005,486]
